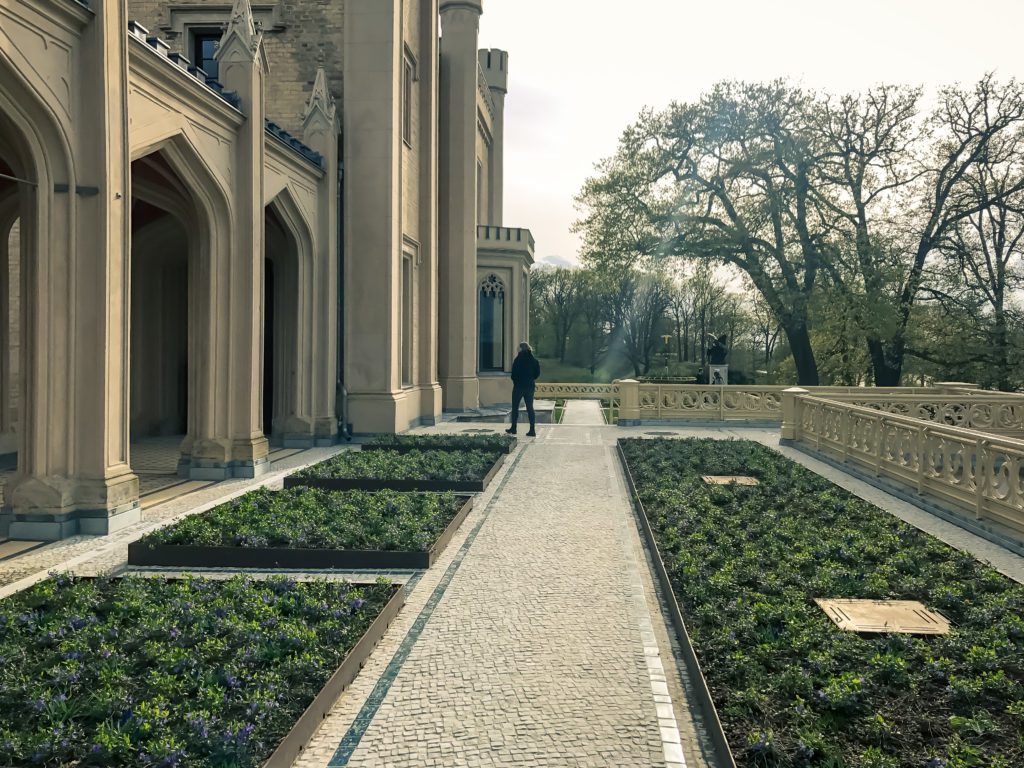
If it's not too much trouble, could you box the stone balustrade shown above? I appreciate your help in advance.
[782,390,1024,536]
[830,394,1024,436]
[612,381,940,424]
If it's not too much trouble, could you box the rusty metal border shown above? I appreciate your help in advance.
[128,496,474,570]
[616,441,737,768]
[263,583,406,767]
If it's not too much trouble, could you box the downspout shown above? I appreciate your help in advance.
[336,155,351,440]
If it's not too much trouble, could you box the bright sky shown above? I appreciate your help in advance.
[478,0,1024,266]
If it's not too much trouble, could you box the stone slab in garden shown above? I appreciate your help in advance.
[701,475,759,486]
[128,496,474,570]
[814,598,951,635]
[283,453,506,493]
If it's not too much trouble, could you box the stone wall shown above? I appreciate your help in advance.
[127,0,345,135]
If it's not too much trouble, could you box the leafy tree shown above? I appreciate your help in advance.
[576,82,829,384]
[810,75,1024,384]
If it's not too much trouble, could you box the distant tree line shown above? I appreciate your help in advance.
[567,75,1024,389]
[530,261,781,382]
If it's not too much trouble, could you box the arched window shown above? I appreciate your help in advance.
[479,273,505,371]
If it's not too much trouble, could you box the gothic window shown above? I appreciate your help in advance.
[190,30,221,80]
[479,274,505,371]
[403,49,416,147]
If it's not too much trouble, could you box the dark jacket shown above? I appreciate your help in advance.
[510,351,541,389]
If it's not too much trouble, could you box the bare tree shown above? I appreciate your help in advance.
[617,271,672,376]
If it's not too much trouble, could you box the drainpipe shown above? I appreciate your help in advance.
[336,156,351,440]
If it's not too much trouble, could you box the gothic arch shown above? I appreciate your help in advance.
[130,131,234,465]
[0,50,75,483]
[265,185,317,442]
[478,273,507,371]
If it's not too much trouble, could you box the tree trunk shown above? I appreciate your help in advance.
[992,288,1010,390]
[784,322,819,386]
[867,336,903,387]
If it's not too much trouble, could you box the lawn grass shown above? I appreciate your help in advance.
[619,437,1024,768]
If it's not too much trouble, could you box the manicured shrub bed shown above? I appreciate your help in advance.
[619,437,1024,768]
[0,574,396,767]
[129,489,473,569]
[363,433,516,454]
[285,448,504,492]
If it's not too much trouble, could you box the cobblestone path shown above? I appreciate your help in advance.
[297,425,706,767]
[560,399,604,425]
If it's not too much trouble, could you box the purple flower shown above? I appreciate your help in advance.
[32,699,45,712]
[348,598,365,614]
[99,649,112,659]
[926,760,946,768]
[90,745,102,754]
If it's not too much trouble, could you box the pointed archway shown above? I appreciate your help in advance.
[264,187,316,445]
[129,133,232,479]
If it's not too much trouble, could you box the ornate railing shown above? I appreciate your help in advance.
[535,383,618,400]
[829,395,1024,436]
[614,382,939,424]
[783,394,1024,535]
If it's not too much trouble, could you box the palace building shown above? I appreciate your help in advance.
[0,0,533,539]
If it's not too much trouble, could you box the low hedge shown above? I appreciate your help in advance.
[292,448,499,482]
[363,433,515,453]
[138,488,465,552]
[0,575,394,767]
[619,437,1024,768]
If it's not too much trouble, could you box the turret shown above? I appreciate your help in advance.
[478,48,507,224]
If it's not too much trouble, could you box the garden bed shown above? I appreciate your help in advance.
[285,449,505,493]
[0,574,403,767]
[362,433,517,454]
[618,437,1024,768]
[129,489,473,570]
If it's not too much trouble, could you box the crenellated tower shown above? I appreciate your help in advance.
[479,48,507,225]
[438,0,484,411]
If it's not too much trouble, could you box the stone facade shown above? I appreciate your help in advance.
[0,0,532,539]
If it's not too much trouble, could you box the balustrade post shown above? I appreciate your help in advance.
[618,379,640,424]
[875,417,885,477]
[719,384,725,420]
[975,438,989,520]
[917,427,928,494]
[780,387,807,441]
[841,408,850,464]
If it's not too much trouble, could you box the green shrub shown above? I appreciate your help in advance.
[140,488,465,551]
[619,437,1024,767]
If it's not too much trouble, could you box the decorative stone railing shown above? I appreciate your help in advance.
[534,383,618,401]
[782,391,1024,536]
[830,394,1024,436]
[613,381,941,424]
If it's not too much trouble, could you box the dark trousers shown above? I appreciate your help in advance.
[511,386,535,430]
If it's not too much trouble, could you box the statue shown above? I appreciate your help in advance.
[706,334,728,365]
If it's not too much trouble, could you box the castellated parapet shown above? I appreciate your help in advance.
[479,48,508,94]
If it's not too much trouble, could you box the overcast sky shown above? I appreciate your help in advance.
[477,0,1024,266]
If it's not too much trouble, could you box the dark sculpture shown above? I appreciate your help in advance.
[706,334,728,365]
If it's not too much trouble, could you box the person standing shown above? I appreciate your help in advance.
[507,342,541,436]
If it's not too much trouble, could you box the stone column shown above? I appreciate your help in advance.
[479,49,506,225]
[302,68,340,446]
[438,0,482,411]
[5,0,140,539]
[207,0,270,477]
[618,379,640,424]
[780,387,808,442]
